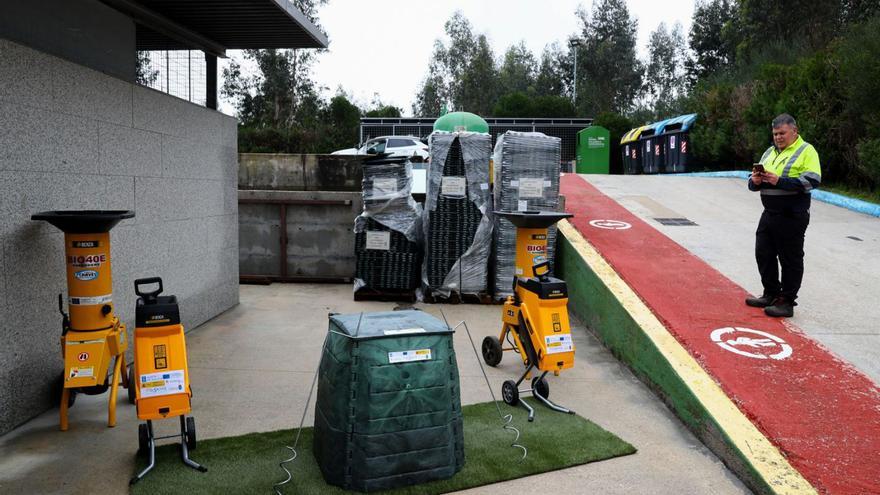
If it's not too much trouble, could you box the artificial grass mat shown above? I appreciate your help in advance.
[130,399,636,494]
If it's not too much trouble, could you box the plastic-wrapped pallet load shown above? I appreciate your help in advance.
[313,310,464,492]
[423,131,493,297]
[492,131,562,299]
[354,155,423,292]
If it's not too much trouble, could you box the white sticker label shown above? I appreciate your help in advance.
[139,370,186,398]
[69,366,94,378]
[383,328,427,335]
[388,349,432,364]
[519,178,545,198]
[517,200,529,211]
[372,178,397,199]
[480,183,489,190]
[441,176,467,197]
[365,231,391,250]
[69,294,112,306]
[545,334,574,354]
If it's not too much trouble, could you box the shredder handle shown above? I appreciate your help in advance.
[134,277,163,302]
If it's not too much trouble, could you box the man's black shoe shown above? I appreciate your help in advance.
[745,294,776,308]
[764,298,794,318]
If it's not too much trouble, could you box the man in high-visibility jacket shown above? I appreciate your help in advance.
[746,114,821,317]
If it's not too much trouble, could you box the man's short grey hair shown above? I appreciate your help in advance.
[772,113,797,129]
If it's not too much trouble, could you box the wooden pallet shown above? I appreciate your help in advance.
[353,287,418,303]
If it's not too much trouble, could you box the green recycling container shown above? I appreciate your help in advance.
[433,112,489,133]
[576,125,610,174]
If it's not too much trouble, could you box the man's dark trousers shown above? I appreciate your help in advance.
[755,209,810,302]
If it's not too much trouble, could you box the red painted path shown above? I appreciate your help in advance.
[561,174,880,494]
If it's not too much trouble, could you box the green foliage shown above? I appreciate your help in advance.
[644,22,688,114]
[683,11,880,189]
[492,94,575,118]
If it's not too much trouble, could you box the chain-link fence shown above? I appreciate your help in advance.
[136,50,206,106]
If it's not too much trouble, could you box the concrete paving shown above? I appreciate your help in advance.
[582,174,880,384]
[0,283,748,494]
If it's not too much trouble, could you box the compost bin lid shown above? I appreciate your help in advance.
[31,210,135,233]
[493,210,573,229]
[329,310,452,340]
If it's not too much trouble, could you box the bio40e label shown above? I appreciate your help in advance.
[68,254,106,268]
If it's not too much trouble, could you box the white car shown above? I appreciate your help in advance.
[332,136,429,195]
[331,136,429,160]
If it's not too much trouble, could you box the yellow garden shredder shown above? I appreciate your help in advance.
[482,210,576,421]
[129,277,205,484]
[31,210,135,431]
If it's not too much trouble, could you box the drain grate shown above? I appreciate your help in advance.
[654,217,698,226]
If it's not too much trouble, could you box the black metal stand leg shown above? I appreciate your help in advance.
[180,416,207,473]
[130,421,155,485]
[532,371,576,415]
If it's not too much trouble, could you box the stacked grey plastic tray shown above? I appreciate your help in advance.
[354,155,423,292]
[492,131,561,299]
[423,132,493,297]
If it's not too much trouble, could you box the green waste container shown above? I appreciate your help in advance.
[313,310,464,492]
[433,112,489,133]
[576,126,611,174]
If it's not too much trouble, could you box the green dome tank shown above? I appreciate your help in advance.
[433,112,489,133]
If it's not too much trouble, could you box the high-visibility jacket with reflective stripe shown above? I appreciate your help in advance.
[748,135,822,212]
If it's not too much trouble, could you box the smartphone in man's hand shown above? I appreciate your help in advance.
[753,163,765,174]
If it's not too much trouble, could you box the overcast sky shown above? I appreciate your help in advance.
[222,0,695,116]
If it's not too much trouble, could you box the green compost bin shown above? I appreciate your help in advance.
[433,111,489,133]
[576,125,611,174]
[313,310,464,492]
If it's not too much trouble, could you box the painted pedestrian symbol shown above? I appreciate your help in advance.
[710,327,792,360]
[589,219,632,230]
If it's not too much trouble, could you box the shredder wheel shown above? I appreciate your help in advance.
[185,417,197,451]
[482,336,503,366]
[127,363,136,405]
[137,423,149,454]
[502,380,519,406]
[532,376,550,399]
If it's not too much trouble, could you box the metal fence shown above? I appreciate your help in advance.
[136,50,207,106]
[360,117,593,163]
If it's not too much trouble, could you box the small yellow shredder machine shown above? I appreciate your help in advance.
[31,210,135,431]
[129,277,206,485]
[482,211,576,421]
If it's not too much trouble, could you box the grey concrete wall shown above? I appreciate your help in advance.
[239,190,361,280]
[0,0,136,82]
[239,153,363,191]
[0,40,239,435]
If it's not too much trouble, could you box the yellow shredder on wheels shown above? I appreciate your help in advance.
[31,210,135,431]
[482,210,576,421]
[129,277,205,485]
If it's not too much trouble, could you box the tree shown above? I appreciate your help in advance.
[686,0,738,81]
[498,41,537,96]
[221,0,328,128]
[574,0,643,114]
[459,34,499,115]
[413,11,498,116]
[135,52,159,86]
[644,22,688,115]
[535,42,569,97]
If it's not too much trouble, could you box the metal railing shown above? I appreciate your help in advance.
[136,50,206,106]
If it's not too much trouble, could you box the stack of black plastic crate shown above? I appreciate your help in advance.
[424,132,492,297]
[354,155,422,295]
[492,131,561,299]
